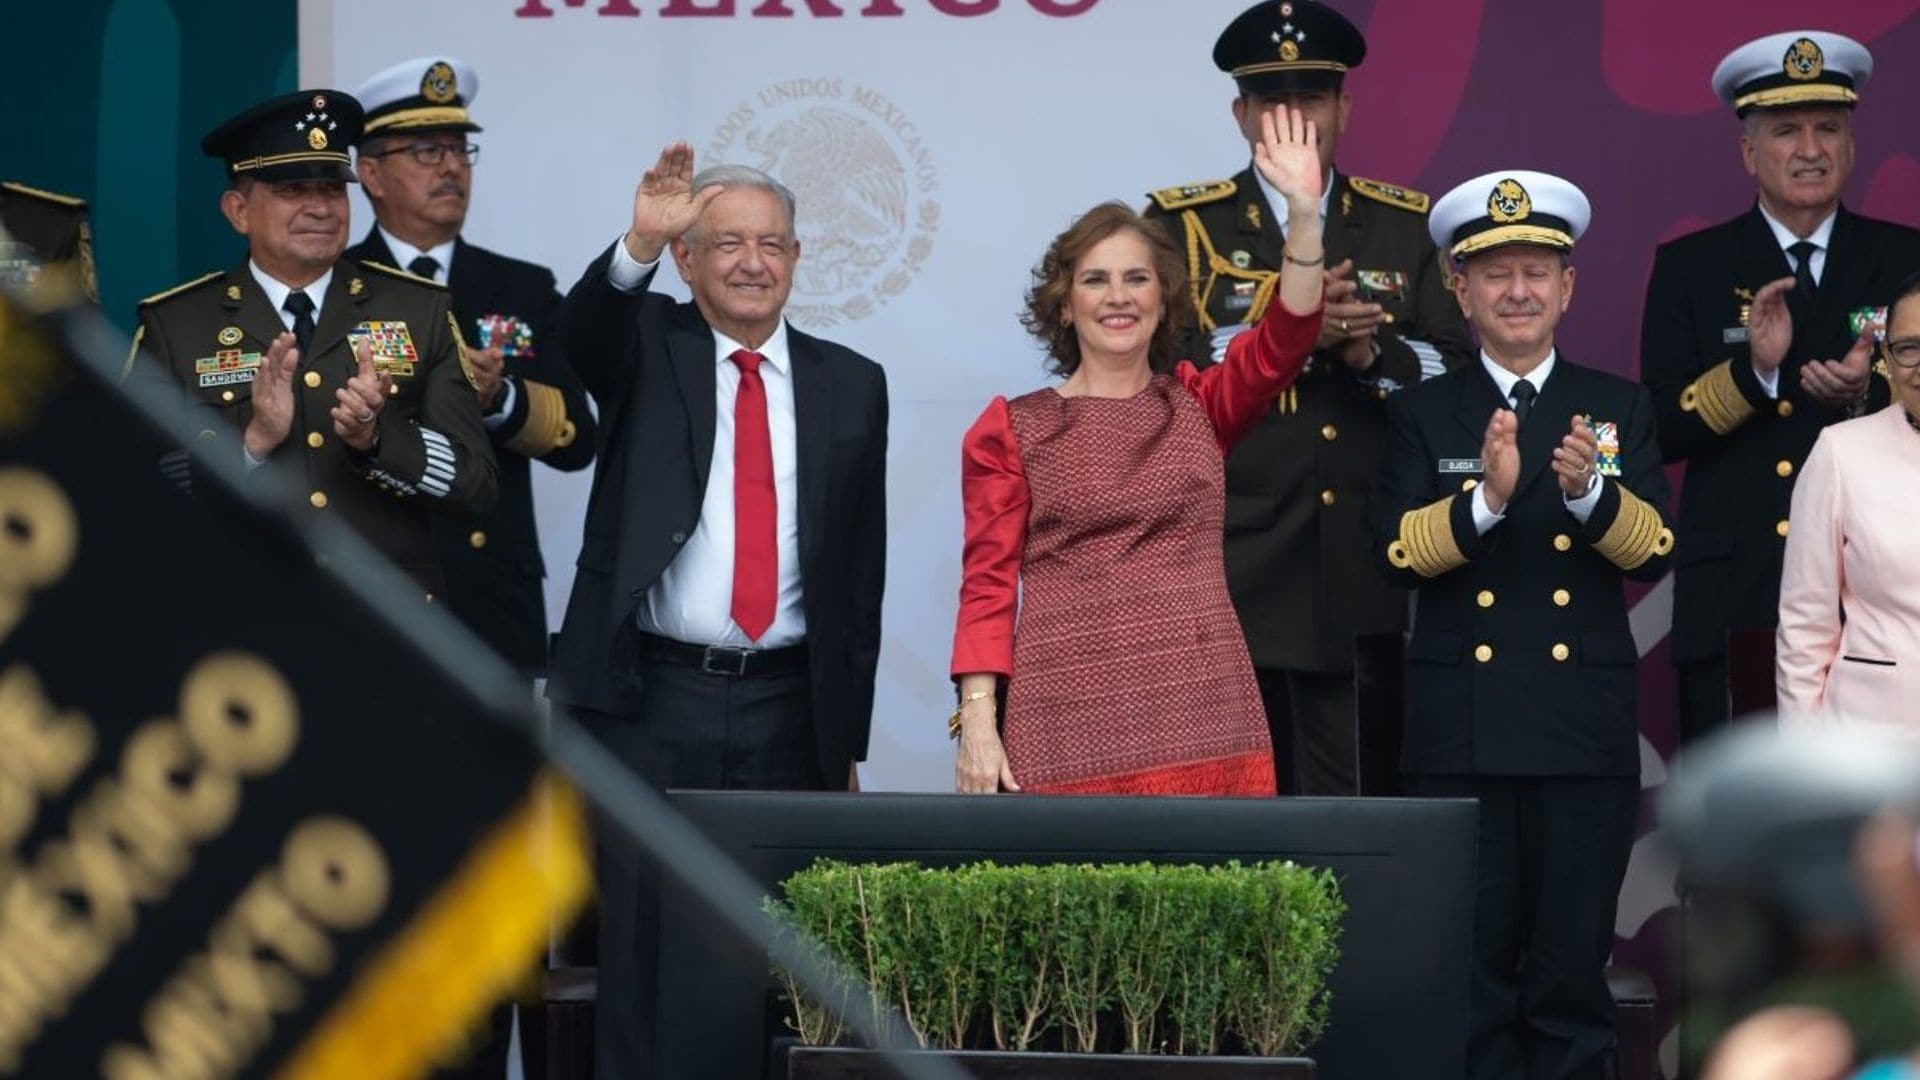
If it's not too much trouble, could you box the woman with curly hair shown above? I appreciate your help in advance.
[949,106,1326,795]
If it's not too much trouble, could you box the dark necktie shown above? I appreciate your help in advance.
[283,290,316,358]
[729,349,776,642]
[408,254,441,282]
[1510,378,1537,426]
[1788,240,1819,298]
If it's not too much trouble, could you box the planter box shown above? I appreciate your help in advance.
[787,1045,1316,1078]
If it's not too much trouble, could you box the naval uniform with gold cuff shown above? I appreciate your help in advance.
[349,229,596,675]
[131,259,497,597]
[0,181,97,304]
[1145,169,1472,794]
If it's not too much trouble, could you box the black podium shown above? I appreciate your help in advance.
[651,793,1476,1080]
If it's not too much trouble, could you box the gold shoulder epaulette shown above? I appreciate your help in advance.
[2,181,88,208]
[138,271,223,307]
[1348,177,1431,214]
[1148,179,1237,212]
[359,260,447,289]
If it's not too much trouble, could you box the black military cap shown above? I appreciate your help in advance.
[1214,0,1367,96]
[200,90,363,184]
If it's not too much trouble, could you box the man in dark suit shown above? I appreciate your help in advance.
[548,142,887,1077]
[1145,0,1473,795]
[347,55,596,679]
[131,90,495,601]
[1640,29,1920,741]
[1377,171,1674,1080]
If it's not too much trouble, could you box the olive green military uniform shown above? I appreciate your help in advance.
[130,258,497,597]
[1146,169,1473,793]
[0,181,97,305]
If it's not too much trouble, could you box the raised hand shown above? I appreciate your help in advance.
[1747,276,1797,375]
[623,141,726,264]
[243,331,300,459]
[1800,329,1874,408]
[1480,408,1520,514]
[1252,105,1324,217]
[1552,414,1600,498]
[331,337,392,451]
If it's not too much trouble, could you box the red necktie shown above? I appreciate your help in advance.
[729,349,776,642]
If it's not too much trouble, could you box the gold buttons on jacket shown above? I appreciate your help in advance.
[1476,590,1496,608]
[1474,644,1494,663]
[1777,400,1794,418]
[469,530,488,550]
[1777,519,1790,538]
[1775,460,1793,478]
[1553,589,1571,608]
[1321,424,1339,442]
[303,371,322,389]
[221,390,235,403]
[309,490,328,509]
[1462,479,1478,491]
[1551,643,1571,662]
[1553,534,1572,552]
[306,431,324,448]
[1320,489,1337,507]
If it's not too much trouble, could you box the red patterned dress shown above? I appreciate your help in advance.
[950,303,1321,794]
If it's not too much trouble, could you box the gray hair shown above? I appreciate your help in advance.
[688,164,797,238]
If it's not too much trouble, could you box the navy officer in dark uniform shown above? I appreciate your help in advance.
[1376,171,1674,1080]
[130,90,496,599]
[1639,30,1920,741]
[1145,0,1472,794]
[349,55,597,680]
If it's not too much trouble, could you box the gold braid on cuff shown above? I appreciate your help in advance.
[1594,484,1674,570]
[504,380,577,457]
[1389,496,1468,578]
[1679,359,1756,435]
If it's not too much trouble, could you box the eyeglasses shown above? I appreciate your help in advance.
[1885,339,1920,369]
[364,142,480,167]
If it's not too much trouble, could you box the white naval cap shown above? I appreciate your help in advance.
[1428,170,1591,261]
[1711,31,1871,115]
[352,56,482,142]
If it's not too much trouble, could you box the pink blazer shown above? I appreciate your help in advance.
[1776,404,1920,724]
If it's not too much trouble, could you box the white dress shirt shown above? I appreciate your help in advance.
[249,260,334,330]
[1470,350,1604,533]
[375,227,456,285]
[609,238,808,648]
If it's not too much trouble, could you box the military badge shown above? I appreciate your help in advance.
[1849,305,1888,342]
[1488,178,1531,223]
[1591,419,1622,477]
[348,320,419,377]
[1355,270,1407,303]
[226,285,243,302]
[1279,38,1300,62]
[1783,37,1824,81]
[476,314,536,358]
[1225,280,1258,313]
[1245,203,1262,232]
[1230,249,1253,270]
[422,61,459,104]
[0,243,43,292]
[308,127,328,150]
[194,350,263,388]
[349,277,365,297]
[217,326,244,347]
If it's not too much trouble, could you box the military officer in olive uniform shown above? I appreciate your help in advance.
[0,181,97,305]
[349,56,597,679]
[1641,30,1920,742]
[1377,172,1673,1080]
[1145,0,1473,794]
[130,90,496,599]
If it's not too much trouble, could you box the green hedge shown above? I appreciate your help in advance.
[764,860,1345,1057]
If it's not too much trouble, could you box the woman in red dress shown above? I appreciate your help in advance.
[950,107,1327,796]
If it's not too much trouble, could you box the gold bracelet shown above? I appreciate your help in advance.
[1282,247,1325,268]
[947,689,994,740]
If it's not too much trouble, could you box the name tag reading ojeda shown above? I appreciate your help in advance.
[1438,458,1483,474]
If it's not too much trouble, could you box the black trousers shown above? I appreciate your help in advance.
[1676,658,1729,747]
[1255,667,1358,795]
[585,655,834,1080]
[1410,775,1639,1080]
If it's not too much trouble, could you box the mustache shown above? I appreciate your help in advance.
[432,181,466,198]
[1493,302,1544,316]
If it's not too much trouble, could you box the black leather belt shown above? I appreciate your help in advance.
[634,632,809,678]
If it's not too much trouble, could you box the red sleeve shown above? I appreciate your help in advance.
[950,396,1028,679]
[1176,299,1324,451]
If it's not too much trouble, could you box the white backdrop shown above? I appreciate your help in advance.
[305,0,1276,791]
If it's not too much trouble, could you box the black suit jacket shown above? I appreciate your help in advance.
[1640,205,1920,664]
[546,244,887,778]
[1147,168,1474,671]
[1374,357,1673,777]
[346,229,597,674]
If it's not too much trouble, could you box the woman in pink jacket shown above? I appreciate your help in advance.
[1777,272,1920,723]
